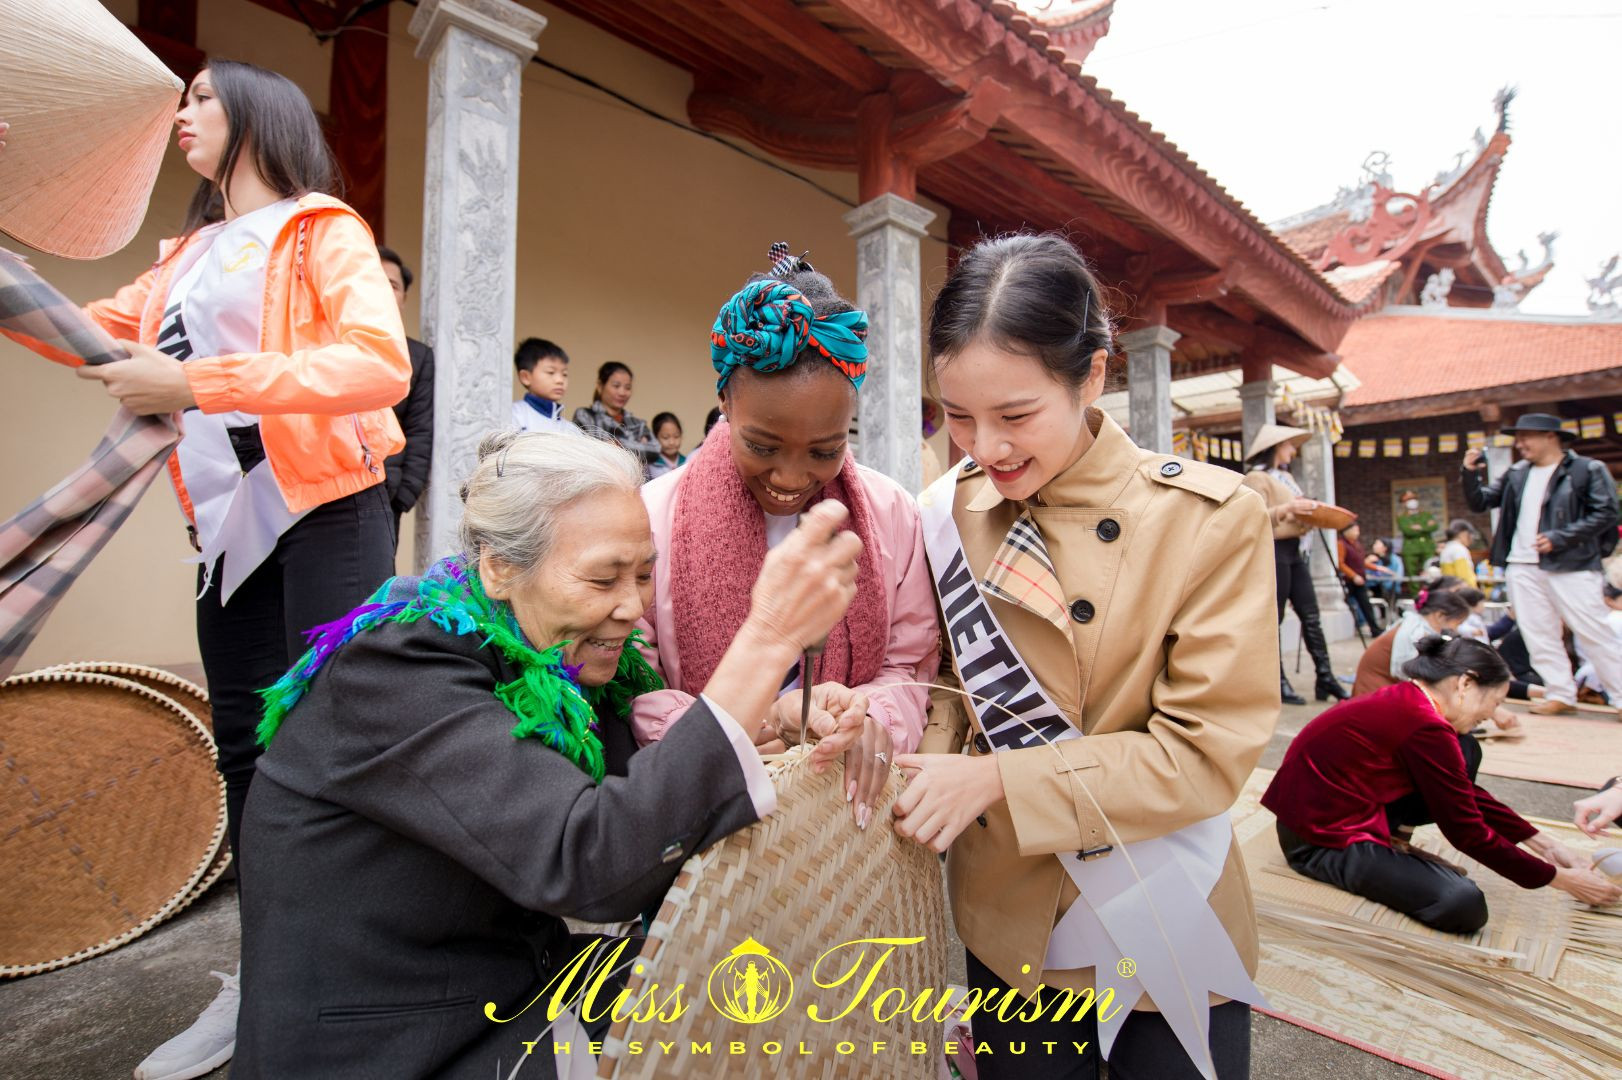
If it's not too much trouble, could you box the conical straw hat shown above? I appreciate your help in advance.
[1245,422,1311,462]
[0,0,184,259]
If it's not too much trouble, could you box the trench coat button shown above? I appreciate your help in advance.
[1096,518,1121,542]
[973,733,992,754]
[660,842,684,864]
[1160,461,1183,477]
[1070,598,1095,623]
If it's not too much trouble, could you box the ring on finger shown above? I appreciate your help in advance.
[875,751,888,765]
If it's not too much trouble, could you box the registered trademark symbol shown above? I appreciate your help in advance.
[1117,958,1137,978]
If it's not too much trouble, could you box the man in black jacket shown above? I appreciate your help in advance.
[378,246,435,550]
[1463,413,1622,715]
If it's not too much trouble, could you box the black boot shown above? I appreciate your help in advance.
[1280,665,1307,706]
[1302,614,1348,701]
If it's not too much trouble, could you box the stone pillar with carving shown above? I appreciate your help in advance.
[409,0,547,567]
[1238,370,1276,459]
[1118,325,1179,453]
[844,193,936,493]
[1296,427,1354,641]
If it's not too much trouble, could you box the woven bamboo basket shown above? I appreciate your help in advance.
[41,661,212,732]
[32,662,231,906]
[0,670,225,977]
[596,748,949,1080]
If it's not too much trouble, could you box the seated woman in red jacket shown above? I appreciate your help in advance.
[1263,635,1618,932]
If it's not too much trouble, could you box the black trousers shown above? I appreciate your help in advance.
[963,951,1251,1079]
[1276,734,1489,935]
[1273,540,1333,681]
[195,484,395,863]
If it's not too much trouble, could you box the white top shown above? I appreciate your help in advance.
[763,511,799,549]
[1508,462,1557,564]
[1390,609,1444,678]
[159,198,306,600]
[1439,539,1472,566]
[510,397,581,436]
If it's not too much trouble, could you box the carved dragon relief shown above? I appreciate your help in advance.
[1589,255,1622,321]
[1493,231,1558,311]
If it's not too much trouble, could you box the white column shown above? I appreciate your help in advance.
[1238,372,1276,458]
[1118,325,1179,453]
[844,193,936,493]
[1297,427,1355,641]
[410,0,547,567]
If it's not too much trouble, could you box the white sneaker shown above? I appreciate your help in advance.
[133,968,238,1080]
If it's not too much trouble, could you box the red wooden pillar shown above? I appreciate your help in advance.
[133,0,204,84]
[328,3,389,237]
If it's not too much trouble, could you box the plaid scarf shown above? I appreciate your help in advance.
[0,247,181,678]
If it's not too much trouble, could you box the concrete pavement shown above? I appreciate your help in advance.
[2,637,1589,1079]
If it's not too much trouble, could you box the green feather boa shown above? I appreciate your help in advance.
[257,555,664,782]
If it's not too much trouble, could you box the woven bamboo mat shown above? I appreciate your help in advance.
[1477,702,1622,789]
[1236,768,1622,1079]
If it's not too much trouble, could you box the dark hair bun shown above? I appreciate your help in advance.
[1415,634,1451,657]
[1401,634,1510,686]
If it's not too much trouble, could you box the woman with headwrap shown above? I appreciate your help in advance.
[632,244,939,829]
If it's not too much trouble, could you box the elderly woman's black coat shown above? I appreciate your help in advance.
[234,609,763,1079]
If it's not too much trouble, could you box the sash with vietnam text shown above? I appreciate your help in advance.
[917,461,1266,1079]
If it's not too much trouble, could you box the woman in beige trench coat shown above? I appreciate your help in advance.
[893,235,1279,1080]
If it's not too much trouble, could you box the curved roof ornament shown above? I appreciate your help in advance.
[1316,179,1436,271]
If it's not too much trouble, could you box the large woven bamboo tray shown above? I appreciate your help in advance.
[36,662,231,905]
[597,748,950,1080]
[0,669,225,977]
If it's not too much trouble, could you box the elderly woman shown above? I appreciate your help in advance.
[234,431,867,1079]
[1265,636,1618,932]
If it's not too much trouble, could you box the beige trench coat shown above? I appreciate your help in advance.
[918,410,1280,1007]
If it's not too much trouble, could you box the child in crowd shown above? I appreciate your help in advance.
[647,411,687,479]
[1438,519,1479,588]
[511,337,578,434]
[1367,536,1401,602]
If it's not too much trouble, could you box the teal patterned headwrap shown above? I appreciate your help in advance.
[709,279,870,392]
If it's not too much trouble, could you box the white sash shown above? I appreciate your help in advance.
[917,462,1265,1077]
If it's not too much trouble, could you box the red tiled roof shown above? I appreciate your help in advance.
[1340,312,1622,408]
[957,1,1370,316]
[1324,260,1399,305]
[1275,209,1348,263]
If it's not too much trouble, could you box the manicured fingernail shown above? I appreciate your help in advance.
[858,805,869,829]
[847,782,855,802]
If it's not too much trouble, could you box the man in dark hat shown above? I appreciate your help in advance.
[1463,413,1622,716]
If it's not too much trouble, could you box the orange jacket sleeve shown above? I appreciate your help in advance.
[183,211,409,416]
[84,263,161,347]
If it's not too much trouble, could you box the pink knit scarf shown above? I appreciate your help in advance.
[667,419,888,694]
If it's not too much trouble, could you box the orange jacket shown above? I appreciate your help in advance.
[22,194,409,517]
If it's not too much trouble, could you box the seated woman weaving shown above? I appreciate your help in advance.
[1263,635,1618,933]
[233,431,869,1079]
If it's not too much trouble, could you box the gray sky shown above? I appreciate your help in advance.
[1083,0,1619,315]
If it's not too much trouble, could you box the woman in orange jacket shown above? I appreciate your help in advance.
[12,60,408,1079]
